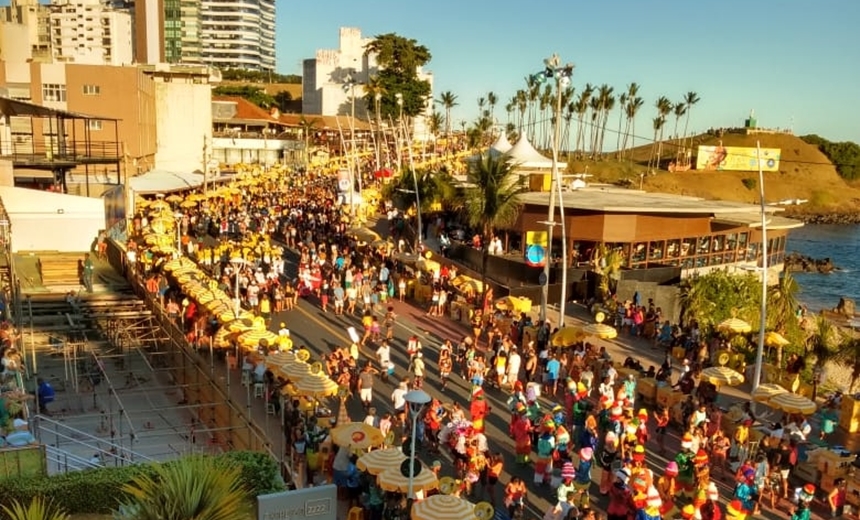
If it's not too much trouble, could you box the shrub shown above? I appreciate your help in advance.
[741,177,757,190]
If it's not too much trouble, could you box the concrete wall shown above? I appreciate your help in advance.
[0,186,103,252]
[153,79,212,172]
[615,280,682,325]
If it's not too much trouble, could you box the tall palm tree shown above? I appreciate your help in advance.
[390,168,456,214]
[465,153,527,308]
[649,116,665,170]
[621,96,644,159]
[487,91,498,128]
[834,337,860,392]
[573,85,593,158]
[587,96,601,158]
[515,90,527,134]
[672,101,687,155]
[615,93,628,157]
[116,456,252,520]
[596,85,615,156]
[682,91,701,161]
[654,96,673,167]
[435,91,458,154]
[538,85,553,148]
[504,99,515,127]
[427,111,444,138]
[298,116,319,165]
[526,77,540,141]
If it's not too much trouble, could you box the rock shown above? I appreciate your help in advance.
[784,252,838,274]
[836,297,856,317]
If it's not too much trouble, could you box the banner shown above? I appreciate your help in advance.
[696,145,781,172]
[525,231,548,267]
[336,169,351,193]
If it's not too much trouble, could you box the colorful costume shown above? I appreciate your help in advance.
[511,410,532,463]
[470,387,489,433]
[574,447,593,492]
[675,433,696,497]
[656,463,678,517]
[534,425,556,485]
[693,449,710,492]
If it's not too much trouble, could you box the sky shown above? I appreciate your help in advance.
[276,0,860,144]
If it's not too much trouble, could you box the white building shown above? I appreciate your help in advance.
[199,0,275,71]
[48,0,133,66]
[302,27,434,139]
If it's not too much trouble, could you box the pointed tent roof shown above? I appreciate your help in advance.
[490,132,512,155]
[506,135,566,169]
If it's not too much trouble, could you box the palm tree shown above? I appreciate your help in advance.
[487,91,498,128]
[465,153,527,308]
[297,116,319,165]
[116,456,252,520]
[672,101,687,155]
[648,116,665,170]
[389,168,456,215]
[834,337,860,392]
[621,96,644,159]
[654,96,672,167]
[807,316,840,397]
[435,91,458,154]
[596,85,615,156]
[573,85,593,158]
[515,90,527,134]
[427,111,444,139]
[2,497,69,520]
[615,93,628,157]
[587,96,601,158]
[682,90,701,157]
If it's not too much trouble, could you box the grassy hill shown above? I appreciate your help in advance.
[564,132,860,218]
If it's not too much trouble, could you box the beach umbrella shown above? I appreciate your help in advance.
[195,291,218,305]
[331,422,385,450]
[237,329,278,349]
[768,392,817,415]
[700,366,745,387]
[583,323,618,340]
[212,327,235,348]
[348,227,381,243]
[218,309,254,323]
[751,383,789,403]
[176,272,204,285]
[143,234,173,247]
[279,361,311,381]
[264,351,296,370]
[377,465,439,494]
[149,200,170,211]
[162,258,195,272]
[293,373,338,398]
[151,245,176,256]
[411,495,476,520]
[550,326,586,347]
[760,331,790,347]
[495,296,528,313]
[718,318,752,334]
[165,194,183,203]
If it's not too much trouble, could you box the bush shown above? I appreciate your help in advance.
[741,177,757,190]
[801,134,860,181]
[0,451,282,517]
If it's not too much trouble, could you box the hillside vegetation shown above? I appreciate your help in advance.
[566,132,860,218]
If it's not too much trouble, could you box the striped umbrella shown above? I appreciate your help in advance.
[163,258,194,272]
[331,422,385,450]
[212,327,235,348]
[718,318,752,334]
[751,383,788,403]
[279,361,311,381]
[264,351,296,370]
[218,309,254,323]
[293,373,338,398]
[237,329,279,349]
[583,323,618,339]
[377,465,439,494]
[356,448,407,475]
[700,366,745,387]
[412,495,476,520]
[768,392,817,415]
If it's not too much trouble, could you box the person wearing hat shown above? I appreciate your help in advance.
[731,467,758,517]
[675,433,696,498]
[5,417,36,447]
[598,431,619,495]
[470,386,489,433]
[678,503,698,520]
[694,448,711,492]
[607,468,633,520]
[557,461,577,501]
[700,482,723,520]
[657,462,679,517]
[510,404,532,464]
[725,499,748,520]
[574,447,594,494]
[555,420,571,461]
[534,418,556,485]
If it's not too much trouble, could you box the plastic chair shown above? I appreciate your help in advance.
[241,371,251,387]
[266,402,276,416]
[347,507,364,520]
[254,383,265,398]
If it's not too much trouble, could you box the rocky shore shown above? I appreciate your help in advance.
[784,252,838,273]
[784,209,860,225]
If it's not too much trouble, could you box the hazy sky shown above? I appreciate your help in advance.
[276,0,860,143]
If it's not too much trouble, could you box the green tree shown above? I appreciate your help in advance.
[116,455,251,520]
[363,33,432,120]
[1,496,69,520]
[465,153,527,305]
[220,69,300,83]
[680,270,760,334]
[212,85,275,109]
[801,134,860,180]
[386,168,457,214]
[435,91,458,153]
[834,336,860,392]
[273,91,293,111]
[427,111,445,137]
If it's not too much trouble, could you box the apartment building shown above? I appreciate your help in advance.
[0,0,51,60]
[48,0,133,66]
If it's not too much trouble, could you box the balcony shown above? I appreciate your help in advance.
[3,139,121,168]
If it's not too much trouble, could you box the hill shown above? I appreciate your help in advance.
[565,132,860,222]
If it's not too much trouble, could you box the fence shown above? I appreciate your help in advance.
[0,445,47,480]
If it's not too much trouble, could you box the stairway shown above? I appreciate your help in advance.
[37,253,85,286]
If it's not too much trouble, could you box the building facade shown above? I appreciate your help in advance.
[48,0,133,66]
[0,0,51,61]
[199,0,275,71]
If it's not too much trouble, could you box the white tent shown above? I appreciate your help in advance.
[506,135,566,169]
[129,170,205,194]
[489,132,513,155]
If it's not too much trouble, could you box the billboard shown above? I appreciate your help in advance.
[257,485,336,520]
[525,231,548,267]
[103,184,127,232]
[696,145,781,172]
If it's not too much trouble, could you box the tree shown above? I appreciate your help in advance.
[679,270,760,333]
[682,91,701,157]
[363,33,432,120]
[2,497,69,520]
[427,111,445,137]
[487,91,498,125]
[212,85,275,109]
[273,91,293,112]
[834,336,860,392]
[654,96,673,166]
[465,154,527,307]
[116,456,252,520]
[800,134,860,180]
[672,101,687,152]
[435,91,458,153]
[387,168,457,214]
[298,116,319,162]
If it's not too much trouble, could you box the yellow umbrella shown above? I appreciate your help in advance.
[205,301,230,316]
[331,422,385,450]
[143,234,173,246]
[180,199,197,208]
[751,383,788,403]
[177,273,204,285]
[411,495,476,520]
[225,318,255,333]
[356,448,407,475]
[377,465,439,494]
[583,323,618,339]
[293,373,338,398]
[212,327,235,348]
[218,309,254,323]
[149,200,170,211]
[149,217,175,229]
[760,331,790,347]
[700,366,745,387]
[279,361,311,381]
[163,258,195,272]
[718,318,752,334]
[550,327,586,347]
[151,245,176,256]
[264,351,296,370]
[195,291,218,305]
[495,296,527,313]
[237,329,279,349]
[165,194,183,203]
[768,392,817,415]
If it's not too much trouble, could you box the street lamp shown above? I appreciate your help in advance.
[173,211,184,258]
[752,142,768,390]
[230,257,246,318]
[397,188,423,252]
[534,54,574,328]
[342,73,362,216]
[395,93,404,173]
[374,92,383,171]
[404,389,431,513]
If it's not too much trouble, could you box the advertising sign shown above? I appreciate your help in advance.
[103,184,127,232]
[336,169,352,193]
[525,231,548,267]
[257,485,336,520]
[696,145,781,172]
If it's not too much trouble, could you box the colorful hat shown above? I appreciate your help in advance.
[515,402,526,413]
[801,483,815,501]
[694,449,709,465]
[552,404,563,413]
[681,504,697,519]
[472,387,484,398]
[577,382,587,394]
[615,467,631,484]
[632,444,646,462]
[605,431,618,444]
[707,482,719,501]
[561,462,575,479]
[632,472,648,493]
[567,380,577,390]
[611,404,623,417]
[638,408,648,418]
[513,381,523,391]
[694,488,707,507]
[580,447,593,461]
[600,395,613,409]
[665,461,678,475]
[681,432,693,449]
[646,485,662,509]
[726,499,745,517]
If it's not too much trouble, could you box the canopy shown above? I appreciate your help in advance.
[356,448,407,475]
[700,366,744,387]
[506,135,564,169]
[411,494,477,520]
[489,131,512,155]
[331,423,384,450]
[130,169,205,194]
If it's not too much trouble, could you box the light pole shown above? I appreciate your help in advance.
[342,73,363,216]
[173,211,184,258]
[374,92,383,171]
[534,54,574,327]
[404,389,431,514]
[395,93,404,173]
[397,95,423,252]
[230,257,246,318]
[752,142,768,390]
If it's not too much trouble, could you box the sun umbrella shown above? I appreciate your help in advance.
[165,194,183,203]
[195,291,218,305]
[550,327,586,347]
[151,245,176,256]
[279,361,311,381]
[760,331,790,347]
[331,422,385,450]
[180,199,197,208]
[149,200,170,211]
[176,272,204,285]
[377,465,439,494]
[293,373,338,398]
[218,309,254,323]
[237,329,279,349]
[348,228,382,243]
[718,318,752,334]
[583,323,618,339]
[768,392,817,415]
[143,234,173,247]
[411,494,476,520]
[751,383,788,403]
[212,327,235,348]
[264,351,296,370]
[700,366,745,387]
[162,258,193,272]
[495,296,528,313]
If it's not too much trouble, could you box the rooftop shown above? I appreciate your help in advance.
[212,96,283,126]
[278,113,372,132]
[519,186,786,216]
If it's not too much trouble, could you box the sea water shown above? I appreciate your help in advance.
[787,224,860,312]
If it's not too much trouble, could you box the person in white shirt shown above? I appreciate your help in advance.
[376,343,391,374]
[363,407,379,427]
[391,381,408,412]
[506,348,521,387]
[278,323,290,337]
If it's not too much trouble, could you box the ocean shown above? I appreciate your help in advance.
[787,224,860,312]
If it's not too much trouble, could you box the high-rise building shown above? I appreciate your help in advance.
[199,0,275,71]
[0,0,51,60]
[48,0,133,66]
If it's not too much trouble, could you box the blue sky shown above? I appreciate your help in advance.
[276,0,860,143]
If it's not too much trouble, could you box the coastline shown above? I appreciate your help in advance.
[784,207,860,225]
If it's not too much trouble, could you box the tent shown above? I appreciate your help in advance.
[506,136,566,169]
[129,170,205,194]
[489,131,513,155]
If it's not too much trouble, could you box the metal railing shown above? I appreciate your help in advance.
[3,140,121,162]
[43,444,103,474]
[32,414,156,468]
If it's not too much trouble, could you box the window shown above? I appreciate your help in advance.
[87,120,102,131]
[42,83,66,102]
[82,84,100,95]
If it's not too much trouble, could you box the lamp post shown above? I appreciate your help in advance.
[397,188,422,252]
[343,73,362,216]
[395,93,404,173]
[534,54,574,327]
[173,211,184,258]
[230,257,246,318]
[374,92,383,171]
[404,389,431,514]
[752,142,768,390]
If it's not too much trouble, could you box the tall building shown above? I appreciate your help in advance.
[48,0,133,66]
[0,0,51,60]
[199,0,275,71]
